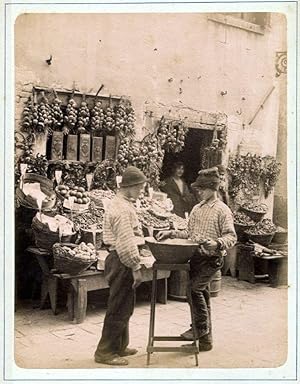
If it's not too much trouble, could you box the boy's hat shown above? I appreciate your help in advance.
[120,166,147,187]
[192,167,220,191]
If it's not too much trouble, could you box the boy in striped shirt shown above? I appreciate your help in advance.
[157,167,236,351]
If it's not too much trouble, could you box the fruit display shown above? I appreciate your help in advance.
[103,104,115,132]
[61,242,96,260]
[246,219,277,235]
[51,92,64,130]
[77,97,90,133]
[241,202,268,213]
[88,189,115,201]
[56,184,90,204]
[137,210,170,229]
[233,211,255,226]
[72,204,104,232]
[63,97,78,134]
[90,100,105,132]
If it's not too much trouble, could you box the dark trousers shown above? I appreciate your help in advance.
[189,252,224,342]
[95,251,135,359]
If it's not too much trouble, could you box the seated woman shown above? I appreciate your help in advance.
[160,161,196,218]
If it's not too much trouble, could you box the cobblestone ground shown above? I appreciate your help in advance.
[15,277,287,369]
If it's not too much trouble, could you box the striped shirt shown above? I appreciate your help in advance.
[174,198,237,251]
[103,194,142,271]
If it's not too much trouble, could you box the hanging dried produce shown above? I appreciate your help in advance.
[114,100,127,136]
[102,96,115,133]
[36,91,53,134]
[77,94,90,134]
[90,99,104,133]
[157,117,168,146]
[51,90,64,130]
[63,93,78,135]
[21,96,35,132]
[157,119,188,153]
[125,103,136,137]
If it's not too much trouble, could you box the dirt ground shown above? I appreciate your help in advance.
[14,276,287,369]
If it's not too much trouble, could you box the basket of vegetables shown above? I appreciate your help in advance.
[240,202,268,222]
[233,211,255,242]
[55,184,90,212]
[245,218,277,246]
[53,242,97,275]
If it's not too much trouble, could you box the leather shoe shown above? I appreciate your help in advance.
[181,327,209,341]
[94,354,129,366]
[120,348,138,357]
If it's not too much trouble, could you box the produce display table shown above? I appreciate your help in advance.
[26,246,170,324]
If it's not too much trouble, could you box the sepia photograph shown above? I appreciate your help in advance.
[1,0,298,382]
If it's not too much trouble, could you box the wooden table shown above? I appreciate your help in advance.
[26,246,170,324]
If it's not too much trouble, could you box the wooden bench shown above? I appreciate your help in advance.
[26,246,170,324]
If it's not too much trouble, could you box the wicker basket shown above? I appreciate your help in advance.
[234,223,254,242]
[32,216,77,251]
[240,206,267,222]
[16,173,56,210]
[53,243,97,275]
[245,232,275,246]
[145,237,198,264]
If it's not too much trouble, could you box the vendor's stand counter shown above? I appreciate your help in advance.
[26,246,170,324]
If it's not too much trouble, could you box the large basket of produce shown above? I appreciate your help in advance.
[137,210,170,232]
[53,242,97,275]
[233,211,255,242]
[145,237,198,264]
[32,213,77,251]
[240,202,268,222]
[16,173,56,209]
[245,219,276,246]
[272,226,288,244]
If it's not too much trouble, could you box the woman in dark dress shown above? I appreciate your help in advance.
[160,162,196,218]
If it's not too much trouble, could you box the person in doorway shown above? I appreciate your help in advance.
[157,168,236,351]
[160,161,196,218]
[94,166,147,366]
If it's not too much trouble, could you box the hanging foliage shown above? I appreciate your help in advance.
[227,153,281,199]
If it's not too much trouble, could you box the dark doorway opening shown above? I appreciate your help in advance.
[161,128,213,185]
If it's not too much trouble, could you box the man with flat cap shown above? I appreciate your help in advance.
[157,167,236,351]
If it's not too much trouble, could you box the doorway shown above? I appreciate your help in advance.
[161,128,213,185]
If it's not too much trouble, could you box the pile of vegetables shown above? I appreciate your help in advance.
[72,203,104,232]
[246,219,277,235]
[62,242,96,261]
[137,210,170,229]
[233,211,255,226]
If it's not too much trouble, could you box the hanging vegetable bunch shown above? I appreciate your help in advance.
[15,132,36,184]
[51,90,64,131]
[21,96,35,132]
[36,91,53,134]
[92,159,117,190]
[114,100,127,136]
[116,137,132,173]
[77,95,90,134]
[261,156,281,198]
[63,93,78,135]
[125,102,136,137]
[102,97,115,133]
[157,119,188,153]
[157,117,168,146]
[90,99,104,133]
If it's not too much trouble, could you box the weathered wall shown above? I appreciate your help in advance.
[15,13,287,213]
